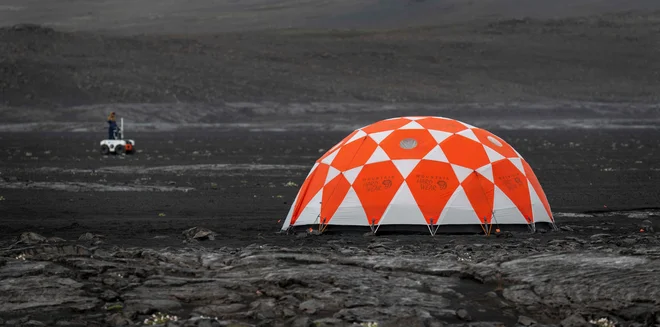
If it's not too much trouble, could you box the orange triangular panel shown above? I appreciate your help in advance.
[290,164,330,225]
[522,160,553,221]
[406,160,460,224]
[492,160,533,222]
[352,161,404,225]
[440,135,491,170]
[331,137,378,171]
[320,174,351,224]
[462,172,494,224]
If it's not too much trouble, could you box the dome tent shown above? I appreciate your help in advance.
[280,116,556,235]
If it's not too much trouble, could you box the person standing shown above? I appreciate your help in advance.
[107,112,118,139]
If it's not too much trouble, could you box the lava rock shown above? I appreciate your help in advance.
[559,314,590,327]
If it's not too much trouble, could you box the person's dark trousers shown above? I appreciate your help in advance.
[108,127,115,139]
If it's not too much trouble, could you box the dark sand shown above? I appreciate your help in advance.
[1,1,660,326]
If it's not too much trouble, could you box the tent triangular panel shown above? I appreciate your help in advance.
[365,146,390,165]
[325,166,341,184]
[399,121,425,130]
[437,186,483,225]
[528,180,553,224]
[392,159,420,179]
[324,187,368,226]
[457,128,480,143]
[423,145,449,162]
[492,185,527,224]
[429,130,452,144]
[377,183,427,227]
[320,149,339,165]
[451,164,473,183]
[343,166,363,185]
[484,146,505,163]
[369,130,394,144]
[346,130,367,144]
[509,158,526,176]
[293,188,324,225]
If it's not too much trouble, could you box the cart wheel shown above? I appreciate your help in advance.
[101,144,110,155]
[115,145,125,155]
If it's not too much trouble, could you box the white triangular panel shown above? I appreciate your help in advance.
[492,186,526,224]
[326,187,368,226]
[293,188,323,225]
[325,166,340,184]
[321,149,339,165]
[476,164,494,183]
[403,116,427,121]
[365,146,390,164]
[457,129,480,142]
[484,146,505,163]
[509,158,526,176]
[423,145,448,162]
[399,121,425,130]
[437,186,482,225]
[377,183,427,227]
[369,130,393,144]
[451,164,473,183]
[528,181,553,223]
[429,130,452,144]
[281,190,302,230]
[343,166,363,185]
[392,159,420,178]
[346,130,367,144]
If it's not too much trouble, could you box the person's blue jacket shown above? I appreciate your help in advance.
[107,113,118,139]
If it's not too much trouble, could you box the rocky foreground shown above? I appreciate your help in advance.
[1,224,659,327]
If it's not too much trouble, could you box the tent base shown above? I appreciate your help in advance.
[285,222,556,235]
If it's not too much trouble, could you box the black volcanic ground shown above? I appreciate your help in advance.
[1,1,659,326]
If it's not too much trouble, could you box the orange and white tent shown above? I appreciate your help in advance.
[281,116,555,235]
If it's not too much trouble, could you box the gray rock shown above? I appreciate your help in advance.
[560,314,590,327]
[485,291,498,298]
[18,232,48,244]
[194,304,248,316]
[78,232,104,242]
[456,308,471,321]
[310,318,344,327]
[518,315,537,326]
[105,313,131,326]
[299,299,324,314]
[123,299,182,315]
[182,227,217,241]
[502,286,540,306]
[290,316,312,327]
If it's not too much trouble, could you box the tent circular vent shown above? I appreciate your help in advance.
[399,138,418,149]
